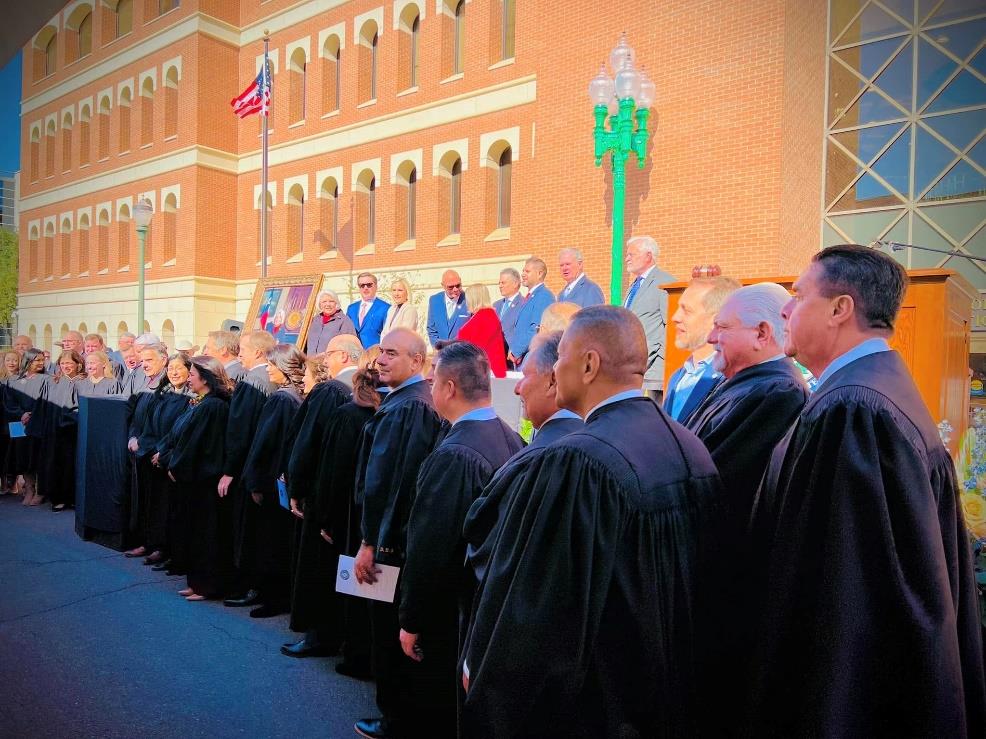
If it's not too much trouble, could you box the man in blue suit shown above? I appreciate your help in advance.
[663,275,740,423]
[426,269,470,347]
[507,257,555,365]
[346,272,391,348]
[556,248,605,308]
[493,268,524,368]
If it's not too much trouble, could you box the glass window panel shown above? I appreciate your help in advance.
[833,123,904,164]
[922,158,986,199]
[942,249,986,283]
[924,109,986,150]
[959,227,986,285]
[920,201,985,242]
[831,0,867,41]
[969,138,985,168]
[838,2,908,45]
[917,38,958,105]
[874,0,915,23]
[915,124,961,193]
[910,215,953,266]
[882,214,911,248]
[833,171,905,209]
[927,0,986,26]
[838,87,908,126]
[924,19,986,62]
[823,220,848,247]
[828,209,904,243]
[835,37,906,78]
[829,58,868,125]
[926,70,986,112]
[873,40,913,110]
[918,0,940,24]
[871,125,913,195]
[970,48,986,76]
[827,143,866,204]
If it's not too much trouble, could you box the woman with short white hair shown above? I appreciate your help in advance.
[305,290,357,354]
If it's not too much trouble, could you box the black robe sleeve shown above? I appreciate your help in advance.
[313,403,375,547]
[242,391,301,495]
[168,397,229,483]
[223,377,273,478]
[286,381,351,500]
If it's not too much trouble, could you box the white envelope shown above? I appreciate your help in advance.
[335,555,400,603]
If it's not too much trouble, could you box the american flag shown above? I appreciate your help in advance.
[230,58,272,118]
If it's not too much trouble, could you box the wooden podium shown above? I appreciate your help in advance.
[661,269,975,455]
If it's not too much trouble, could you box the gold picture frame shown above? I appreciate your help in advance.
[244,274,325,350]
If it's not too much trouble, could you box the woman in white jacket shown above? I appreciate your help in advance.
[381,278,420,338]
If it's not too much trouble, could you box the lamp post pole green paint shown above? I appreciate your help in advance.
[589,34,655,305]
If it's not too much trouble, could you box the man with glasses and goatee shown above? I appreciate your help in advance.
[346,273,391,348]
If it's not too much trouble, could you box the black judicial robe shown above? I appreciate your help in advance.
[291,401,376,634]
[286,379,351,499]
[461,397,723,739]
[36,376,80,507]
[745,350,986,738]
[225,366,276,566]
[355,380,442,565]
[685,357,808,531]
[464,416,582,582]
[242,385,304,577]
[167,394,232,599]
[7,374,48,472]
[148,388,195,567]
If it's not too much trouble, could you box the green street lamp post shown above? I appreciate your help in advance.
[133,197,154,335]
[589,34,656,305]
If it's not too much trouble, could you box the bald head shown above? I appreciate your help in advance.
[554,306,647,416]
[441,270,463,301]
[377,327,427,388]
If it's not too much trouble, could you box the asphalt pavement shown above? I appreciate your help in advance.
[0,494,375,739]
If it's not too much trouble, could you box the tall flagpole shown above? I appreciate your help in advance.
[261,31,271,279]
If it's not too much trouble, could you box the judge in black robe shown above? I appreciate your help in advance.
[148,383,194,573]
[352,328,441,739]
[36,366,83,510]
[400,344,524,734]
[225,364,276,593]
[461,306,723,739]
[745,349,985,737]
[166,362,233,600]
[6,350,48,504]
[242,377,305,616]
[127,365,168,560]
[284,378,352,649]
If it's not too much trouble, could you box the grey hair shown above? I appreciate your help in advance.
[558,247,583,262]
[627,235,659,260]
[120,331,137,340]
[319,289,339,303]
[336,337,363,363]
[527,331,562,375]
[499,268,520,283]
[727,283,790,345]
[142,342,170,360]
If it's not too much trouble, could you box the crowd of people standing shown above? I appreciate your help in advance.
[1,240,983,739]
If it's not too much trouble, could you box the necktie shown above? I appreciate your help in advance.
[359,302,369,324]
[624,277,642,308]
[500,297,512,318]
[447,299,455,320]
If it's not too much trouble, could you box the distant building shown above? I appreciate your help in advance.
[0,174,16,232]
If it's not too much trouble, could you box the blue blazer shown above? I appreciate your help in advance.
[663,366,721,424]
[346,297,391,348]
[558,276,606,308]
[508,285,556,359]
[493,294,524,350]
[426,292,470,347]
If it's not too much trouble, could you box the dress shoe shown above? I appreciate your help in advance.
[124,546,147,558]
[280,639,337,658]
[151,560,172,572]
[223,589,262,607]
[249,603,288,619]
[335,661,374,681]
[354,718,400,739]
[143,551,166,565]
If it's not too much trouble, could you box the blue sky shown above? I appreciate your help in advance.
[0,53,22,175]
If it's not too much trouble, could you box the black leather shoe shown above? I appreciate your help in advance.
[151,560,172,572]
[280,639,337,658]
[336,661,373,681]
[354,718,399,739]
[223,589,262,607]
[249,603,288,618]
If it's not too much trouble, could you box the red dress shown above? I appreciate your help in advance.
[457,307,508,378]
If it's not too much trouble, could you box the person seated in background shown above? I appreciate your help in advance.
[458,284,508,378]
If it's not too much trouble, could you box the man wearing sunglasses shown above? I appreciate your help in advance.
[426,270,470,347]
[346,273,391,348]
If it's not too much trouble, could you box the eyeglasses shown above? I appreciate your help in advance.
[358,282,375,288]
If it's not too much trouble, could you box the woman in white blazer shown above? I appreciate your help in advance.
[382,278,420,337]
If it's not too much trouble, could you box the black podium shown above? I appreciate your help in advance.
[74,395,132,550]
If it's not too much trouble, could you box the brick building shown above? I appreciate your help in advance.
[14,1,984,353]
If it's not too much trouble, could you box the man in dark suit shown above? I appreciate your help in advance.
[623,236,675,400]
[346,272,390,348]
[426,269,470,347]
[507,258,555,366]
[664,275,741,422]
[493,268,523,368]
[557,248,605,308]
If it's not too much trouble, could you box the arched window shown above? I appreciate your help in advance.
[453,0,465,75]
[33,26,57,81]
[43,221,55,278]
[97,96,111,159]
[78,322,88,335]
[97,209,110,271]
[289,47,307,124]
[440,153,462,236]
[60,218,72,276]
[79,105,91,166]
[28,225,39,280]
[162,192,177,264]
[395,161,417,244]
[287,183,305,259]
[493,0,515,62]
[318,177,338,255]
[29,127,40,182]
[485,141,512,233]
[158,0,180,15]
[358,21,379,103]
[355,169,376,248]
[45,120,56,177]
[163,66,179,138]
[321,35,341,114]
[78,11,92,57]
[45,34,57,77]
[43,325,53,355]
[78,213,91,274]
[28,325,38,346]
[398,5,421,91]
[140,77,154,146]
[115,0,133,39]
[496,145,511,228]
[118,87,132,153]
[117,203,131,269]
[161,320,175,350]
[61,112,73,172]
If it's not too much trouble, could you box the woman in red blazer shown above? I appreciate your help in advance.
[457,284,508,377]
